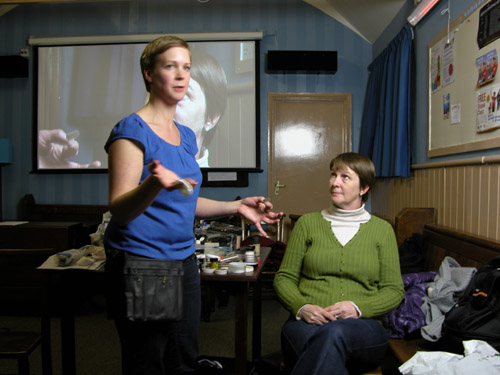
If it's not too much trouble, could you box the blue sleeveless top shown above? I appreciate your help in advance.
[103,113,202,260]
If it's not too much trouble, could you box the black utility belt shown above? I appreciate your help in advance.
[107,250,186,322]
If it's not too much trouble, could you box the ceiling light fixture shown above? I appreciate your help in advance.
[407,0,441,26]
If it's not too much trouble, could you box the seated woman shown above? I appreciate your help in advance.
[274,152,404,375]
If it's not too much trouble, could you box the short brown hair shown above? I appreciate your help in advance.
[329,152,375,203]
[140,35,191,92]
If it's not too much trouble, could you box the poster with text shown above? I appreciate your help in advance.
[431,43,442,92]
[477,83,500,132]
[476,49,498,87]
[442,31,456,87]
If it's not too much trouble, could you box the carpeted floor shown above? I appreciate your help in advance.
[0,292,289,375]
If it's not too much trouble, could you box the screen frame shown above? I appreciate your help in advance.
[29,32,262,182]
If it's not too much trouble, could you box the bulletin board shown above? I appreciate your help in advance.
[428,0,500,157]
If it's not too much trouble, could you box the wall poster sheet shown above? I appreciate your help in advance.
[477,83,500,132]
[442,31,457,87]
[431,43,442,92]
[476,49,498,87]
[430,30,456,93]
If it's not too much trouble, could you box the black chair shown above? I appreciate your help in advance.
[0,329,42,375]
[0,248,56,375]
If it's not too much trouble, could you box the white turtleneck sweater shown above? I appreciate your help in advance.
[321,204,371,246]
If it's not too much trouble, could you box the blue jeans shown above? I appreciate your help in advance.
[281,317,389,375]
[111,254,201,375]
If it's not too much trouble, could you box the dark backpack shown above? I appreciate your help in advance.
[440,256,500,353]
[398,233,425,274]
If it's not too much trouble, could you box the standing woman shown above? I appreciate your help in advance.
[274,152,404,375]
[104,36,281,375]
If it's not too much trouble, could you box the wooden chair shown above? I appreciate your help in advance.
[393,207,436,247]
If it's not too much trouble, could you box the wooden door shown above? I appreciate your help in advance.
[268,93,351,241]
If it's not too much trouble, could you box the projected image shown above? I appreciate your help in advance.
[37,128,101,168]
[35,40,257,171]
[175,49,227,167]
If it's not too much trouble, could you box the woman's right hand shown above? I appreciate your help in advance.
[298,304,336,326]
[148,160,198,191]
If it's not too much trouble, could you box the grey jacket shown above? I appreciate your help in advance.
[420,256,477,341]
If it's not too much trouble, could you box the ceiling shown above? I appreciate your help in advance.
[305,0,408,44]
[1,0,409,44]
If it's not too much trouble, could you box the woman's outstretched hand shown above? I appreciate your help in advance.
[237,197,283,237]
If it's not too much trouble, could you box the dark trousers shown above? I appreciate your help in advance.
[107,252,201,375]
[281,317,388,375]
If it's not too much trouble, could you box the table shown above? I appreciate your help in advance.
[39,247,270,375]
[200,247,270,375]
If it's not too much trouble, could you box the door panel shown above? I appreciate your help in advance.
[268,93,351,241]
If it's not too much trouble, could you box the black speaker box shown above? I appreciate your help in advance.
[0,55,29,78]
[267,50,337,74]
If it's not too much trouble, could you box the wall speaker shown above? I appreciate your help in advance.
[0,55,29,78]
[267,50,337,74]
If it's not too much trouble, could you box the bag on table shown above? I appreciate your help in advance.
[440,256,500,353]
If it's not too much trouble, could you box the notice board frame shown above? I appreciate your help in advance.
[428,0,500,157]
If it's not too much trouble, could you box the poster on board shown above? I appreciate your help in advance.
[431,32,457,92]
[431,43,442,92]
[476,49,498,87]
[477,83,500,133]
[442,32,456,87]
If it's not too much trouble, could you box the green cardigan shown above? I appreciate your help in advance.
[274,212,404,319]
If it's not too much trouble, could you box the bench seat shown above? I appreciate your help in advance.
[388,222,500,366]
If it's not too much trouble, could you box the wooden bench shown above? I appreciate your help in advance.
[20,194,108,228]
[388,223,500,364]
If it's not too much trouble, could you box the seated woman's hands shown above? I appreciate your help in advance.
[298,304,336,325]
[325,301,360,321]
[299,301,360,326]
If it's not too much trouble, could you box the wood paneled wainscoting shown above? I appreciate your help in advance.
[370,156,500,242]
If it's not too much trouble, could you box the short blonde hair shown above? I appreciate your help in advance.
[140,36,191,92]
[329,153,375,203]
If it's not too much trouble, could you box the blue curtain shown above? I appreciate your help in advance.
[360,24,413,178]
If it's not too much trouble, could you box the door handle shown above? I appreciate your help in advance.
[274,180,286,196]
